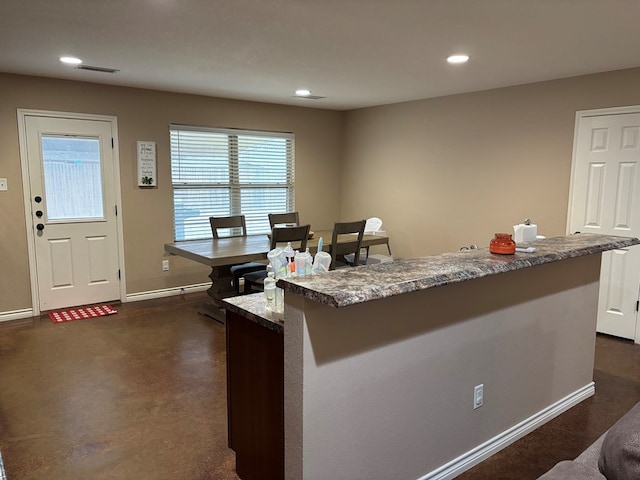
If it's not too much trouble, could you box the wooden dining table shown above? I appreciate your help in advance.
[164,229,391,322]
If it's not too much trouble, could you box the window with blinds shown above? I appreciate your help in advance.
[170,125,295,241]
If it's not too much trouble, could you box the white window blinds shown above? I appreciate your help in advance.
[170,125,295,241]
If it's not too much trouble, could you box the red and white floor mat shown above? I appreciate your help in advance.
[48,304,117,324]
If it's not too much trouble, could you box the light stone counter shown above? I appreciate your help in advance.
[223,293,284,333]
[278,233,640,308]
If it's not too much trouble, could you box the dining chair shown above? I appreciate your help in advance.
[329,220,366,270]
[209,215,267,294]
[269,223,310,250]
[243,224,311,293]
[268,212,300,228]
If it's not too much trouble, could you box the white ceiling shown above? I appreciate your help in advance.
[2,0,640,111]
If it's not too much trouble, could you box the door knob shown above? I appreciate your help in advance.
[36,223,44,231]
[36,210,43,218]
[34,196,42,203]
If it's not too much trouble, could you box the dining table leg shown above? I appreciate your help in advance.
[197,265,237,324]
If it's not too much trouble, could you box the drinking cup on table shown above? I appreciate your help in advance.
[312,251,332,274]
[267,247,287,278]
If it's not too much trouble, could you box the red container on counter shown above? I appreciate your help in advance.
[490,233,516,255]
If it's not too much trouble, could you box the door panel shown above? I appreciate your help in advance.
[613,162,635,231]
[584,162,605,229]
[570,111,640,341]
[87,236,110,283]
[24,115,120,311]
[597,247,640,339]
[50,238,74,287]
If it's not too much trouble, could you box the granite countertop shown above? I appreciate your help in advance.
[278,233,640,308]
[223,293,284,333]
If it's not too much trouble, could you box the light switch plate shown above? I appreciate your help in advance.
[0,178,7,191]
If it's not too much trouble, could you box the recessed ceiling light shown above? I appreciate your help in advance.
[294,89,312,97]
[447,54,469,64]
[60,56,83,65]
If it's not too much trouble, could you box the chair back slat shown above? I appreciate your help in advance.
[268,212,300,228]
[270,224,310,250]
[209,215,247,239]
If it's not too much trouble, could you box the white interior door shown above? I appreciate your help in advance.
[569,109,640,342]
[21,113,121,311]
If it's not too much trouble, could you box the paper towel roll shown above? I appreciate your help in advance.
[513,224,537,243]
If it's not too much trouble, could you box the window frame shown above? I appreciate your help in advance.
[170,124,295,241]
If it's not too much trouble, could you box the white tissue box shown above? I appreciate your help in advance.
[513,224,537,243]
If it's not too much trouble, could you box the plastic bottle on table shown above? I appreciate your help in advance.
[296,248,313,276]
[268,247,286,279]
[273,287,284,313]
[264,272,276,311]
[295,250,306,277]
[283,242,295,277]
[304,248,313,275]
[290,250,299,276]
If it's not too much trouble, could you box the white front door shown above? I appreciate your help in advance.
[20,112,122,312]
[569,108,640,342]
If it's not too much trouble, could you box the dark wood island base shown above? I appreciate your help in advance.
[226,309,284,480]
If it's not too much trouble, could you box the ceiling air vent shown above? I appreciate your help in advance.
[76,64,120,74]
[293,95,326,100]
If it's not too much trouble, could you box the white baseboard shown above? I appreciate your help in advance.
[0,284,210,320]
[418,382,596,480]
[0,308,35,322]
[125,283,209,302]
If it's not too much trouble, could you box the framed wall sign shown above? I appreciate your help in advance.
[137,141,157,187]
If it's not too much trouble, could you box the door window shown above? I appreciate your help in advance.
[42,135,104,221]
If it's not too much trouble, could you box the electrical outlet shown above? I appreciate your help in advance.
[162,259,170,271]
[473,384,484,409]
[0,178,7,191]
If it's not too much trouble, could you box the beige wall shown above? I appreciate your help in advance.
[341,67,640,259]
[5,67,640,313]
[0,73,343,313]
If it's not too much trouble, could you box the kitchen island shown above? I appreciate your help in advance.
[224,234,639,480]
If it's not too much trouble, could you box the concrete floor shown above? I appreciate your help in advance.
[0,292,239,480]
[0,291,639,479]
